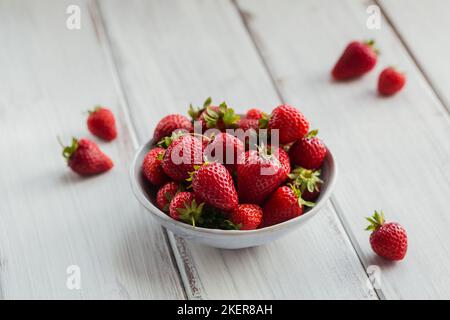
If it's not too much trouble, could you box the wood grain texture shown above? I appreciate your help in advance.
[0,0,185,299]
[236,0,450,299]
[378,0,450,111]
[98,0,376,299]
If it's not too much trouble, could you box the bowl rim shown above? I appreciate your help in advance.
[129,139,338,236]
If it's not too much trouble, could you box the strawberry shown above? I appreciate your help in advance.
[60,137,113,176]
[162,135,203,181]
[366,211,407,261]
[266,104,309,144]
[156,182,180,213]
[332,40,378,80]
[288,167,323,201]
[169,191,204,226]
[237,118,259,132]
[378,67,406,96]
[190,162,238,211]
[237,145,290,204]
[87,106,117,141]
[204,133,244,171]
[142,147,168,186]
[153,114,193,142]
[229,204,263,230]
[289,130,327,170]
[246,108,263,120]
[263,184,314,227]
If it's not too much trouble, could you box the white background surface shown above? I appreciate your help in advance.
[0,0,449,299]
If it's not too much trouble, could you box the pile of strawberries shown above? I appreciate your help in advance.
[142,98,327,230]
[58,39,408,260]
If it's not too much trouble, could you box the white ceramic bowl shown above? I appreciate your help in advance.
[130,139,337,249]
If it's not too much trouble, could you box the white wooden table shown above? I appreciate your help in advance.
[0,0,449,299]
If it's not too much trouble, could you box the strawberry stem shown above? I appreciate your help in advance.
[365,210,385,231]
[58,137,79,161]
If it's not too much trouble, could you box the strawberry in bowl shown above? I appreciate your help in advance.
[130,99,337,248]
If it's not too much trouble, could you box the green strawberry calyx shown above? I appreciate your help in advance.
[288,183,315,208]
[156,131,186,149]
[87,105,102,115]
[365,210,385,231]
[364,39,380,55]
[305,129,319,139]
[58,137,79,161]
[288,166,323,193]
[258,112,270,129]
[222,220,242,230]
[177,199,205,227]
[188,97,212,121]
[203,102,240,129]
[185,163,207,188]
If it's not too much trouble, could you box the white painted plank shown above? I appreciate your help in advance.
[379,0,450,110]
[237,0,450,299]
[0,0,184,299]
[99,0,376,299]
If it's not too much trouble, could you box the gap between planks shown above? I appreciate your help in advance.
[230,0,385,300]
[88,0,193,300]
[374,0,450,117]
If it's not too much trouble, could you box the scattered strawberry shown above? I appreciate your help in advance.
[266,104,309,144]
[153,114,193,142]
[366,211,407,261]
[289,130,327,170]
[332,40,378,80]
[162,135,203,181]
[190,162,239,211]
[142,147,168,186]
[288,167,323,201]
[237,145,290,204]
[378,67,406,96]
[87,106,117,141]
[263,184,314,227]
[246,108,263,120]
[169,192,204,226]
[229,204,263,230]
[60,137,113,176]
[156,182,180,213]
[204,133,244,171]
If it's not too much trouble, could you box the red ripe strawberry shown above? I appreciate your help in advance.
[204,133,244,171]
[237,118,259,132]
[288,167,323,201]
[162,135,203,181]
[263,184,314,227]
[229,204,263,230]
[246,108,263,120]
[87,106,117,141]
[153,114,193,142]
[366,211,407,261]
[142,147,168,186]
[267,104,309,144]
[332,40,378,80]
[60,138,113,176]
[289,130,327,170]
[156,182,180,213]
[190,162,238,211]
[237,145,290,204]
[169,191,204,226]
[378,67,406,96]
